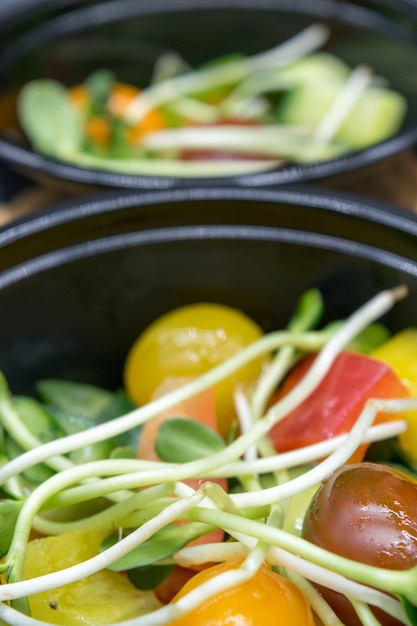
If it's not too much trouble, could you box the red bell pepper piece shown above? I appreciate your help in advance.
[268,351,409,462]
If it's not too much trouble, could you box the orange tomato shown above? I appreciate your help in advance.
[168,558,315,626]
[137,376,218,463]
[138,377,226,561]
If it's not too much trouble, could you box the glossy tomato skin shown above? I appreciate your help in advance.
[124,303,267,437]
[168,558,315,626]
[268,351,409,462]
[302,463,417,626]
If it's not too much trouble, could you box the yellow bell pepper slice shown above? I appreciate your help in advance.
[22,529,161,625]
[372,329,417,462]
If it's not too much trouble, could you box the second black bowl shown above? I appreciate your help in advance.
[1,0,417,192]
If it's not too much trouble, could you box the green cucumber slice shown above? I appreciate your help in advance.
[278,83,406,149]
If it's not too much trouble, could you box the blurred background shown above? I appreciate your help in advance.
[1,0,417,222]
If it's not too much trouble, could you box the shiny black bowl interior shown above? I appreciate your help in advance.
[1,186,417,393]
[1,0,417,192]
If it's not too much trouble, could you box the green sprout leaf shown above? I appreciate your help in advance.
[0,500,23,558]
[18,80,83,158]
[127,563,175,591]
[84,69,116,107]
[12,397,63,443]
[288,287,324,332]
[155,417,226,463]
[401,596,417,626]
[5,436,55,484]
[347,323,391,354]
[35,379,114,421]
[102,522,210,571]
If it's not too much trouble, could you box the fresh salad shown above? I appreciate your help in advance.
[16,23,407,177]
[0,286,417,626]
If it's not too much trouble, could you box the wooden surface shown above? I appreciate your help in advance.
[1,150,417,226]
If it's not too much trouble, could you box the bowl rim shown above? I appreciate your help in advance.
[1,0,417,189]
[1,184,417,244]
[2,185,417,293]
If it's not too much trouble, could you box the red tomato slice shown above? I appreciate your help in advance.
[181,119,279,162]
[181,149,276,162]
[268,351,409,463]
[155,565,197,605]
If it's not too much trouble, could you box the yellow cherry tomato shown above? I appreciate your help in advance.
[123,303,268,437]
[168,558,315,626]
[371,329,417,462]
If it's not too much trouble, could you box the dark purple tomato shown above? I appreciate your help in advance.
[302,462,417,626]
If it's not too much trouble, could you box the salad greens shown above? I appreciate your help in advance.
[16,23,407,178]
[0,286,415,625]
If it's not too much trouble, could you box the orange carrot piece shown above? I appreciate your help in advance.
[68,84,90,111]
[84,115,111,147]
[127,108,167,144]
[107,82,141,117]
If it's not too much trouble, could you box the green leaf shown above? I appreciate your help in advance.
[12,397,63,443]
[110,446,136,460]
[155,417,226,463]
[288,288,323,332]
[127,563,175,590]
[41,391,139,462]
[0,500,23,557]
[401,596,417,626]
[98,388,141,451]
[99,389,136,423]
[198,52,245,71]
[347,323,391,354]
[69,440,114,465]
[84,69,116,106]
[0,423,5,456]
[17,79,83,158]
[5,437,55,484]
[35,379,114,421]
[44,405,95,435]
[102,523,206,571]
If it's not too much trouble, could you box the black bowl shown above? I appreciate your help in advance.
[1,185,417,394]
[1,0,417,193]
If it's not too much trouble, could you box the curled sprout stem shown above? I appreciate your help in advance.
[124,23,329,123]
[0,329,332,486]
[44,419,406,515]
[7,286,405,569]
[314,65,373,143]
[2,491,204,601]
[175,535,407,624]
[32,483,175,536]
[1,284,403,488]
[251,288,324,420]
[285,571,346,626]
[232,399,417,508]
[186,500,417,611]
[350,599,387,626]
[0,285,415,626]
